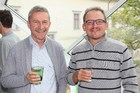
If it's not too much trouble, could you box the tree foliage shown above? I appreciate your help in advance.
[108,0,140,50]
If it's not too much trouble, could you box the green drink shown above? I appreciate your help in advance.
[31,66,44,81]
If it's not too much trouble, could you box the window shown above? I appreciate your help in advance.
[73,11,81,30]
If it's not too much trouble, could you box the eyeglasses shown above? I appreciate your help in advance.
[85,19,106,25]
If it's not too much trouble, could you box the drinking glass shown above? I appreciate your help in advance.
[86,61,93,82]
[31,66,44,81]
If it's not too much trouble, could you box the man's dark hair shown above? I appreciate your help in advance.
[83,7,106,23]
[0,10,13,28]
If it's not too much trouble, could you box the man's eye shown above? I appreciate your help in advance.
[97,21,102,23]
[87,21,93,24]
[43,22,48,24]
[33,20,38,23]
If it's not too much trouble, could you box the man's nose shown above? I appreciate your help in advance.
[38,22,44,29]
[92,22,98,27]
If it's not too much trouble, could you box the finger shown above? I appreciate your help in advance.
[32,81,41,84]
[78,70,93,81]
[27,72,41,84]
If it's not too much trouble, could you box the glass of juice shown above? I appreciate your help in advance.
[31,66,44,81]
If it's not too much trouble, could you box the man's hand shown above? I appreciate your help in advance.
[26,72,41,84]
[72,69,93,84]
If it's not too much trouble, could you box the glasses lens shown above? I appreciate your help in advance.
[96,19,105,25]
[85,19,106,25]
[86,20,93,25]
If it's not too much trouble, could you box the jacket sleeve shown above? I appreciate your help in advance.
[66,51,78,85]
[1,48,29,88]
[121,48,139,93]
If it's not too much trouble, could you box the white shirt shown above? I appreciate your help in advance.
[30,36,57,93]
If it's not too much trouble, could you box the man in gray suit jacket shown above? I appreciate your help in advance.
[1,6,67,93]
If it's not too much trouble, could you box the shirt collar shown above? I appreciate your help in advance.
[84,33,107,50]
[29,36,47,47]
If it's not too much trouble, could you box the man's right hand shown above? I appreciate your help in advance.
[26,72,41,84]
[72,69,93,84]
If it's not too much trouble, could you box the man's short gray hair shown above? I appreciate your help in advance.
[28,6,50,20]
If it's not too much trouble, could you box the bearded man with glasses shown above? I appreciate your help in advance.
[66,7,139,93]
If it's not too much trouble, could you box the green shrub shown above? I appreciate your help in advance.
[134,60,140,68]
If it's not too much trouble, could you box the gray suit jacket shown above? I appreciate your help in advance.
[1,36,67,93]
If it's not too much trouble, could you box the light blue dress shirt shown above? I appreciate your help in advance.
[30,36,56,93]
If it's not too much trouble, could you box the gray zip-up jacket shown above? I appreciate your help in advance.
[1,36,67,93]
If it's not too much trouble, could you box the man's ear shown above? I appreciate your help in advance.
[27,21,30,29]
[82,24,86,32]
[0,22,3,28]
[105,21,109,30]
